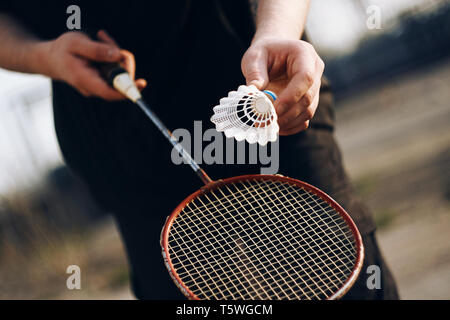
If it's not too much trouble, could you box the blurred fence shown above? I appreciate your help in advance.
[324,1,450,98]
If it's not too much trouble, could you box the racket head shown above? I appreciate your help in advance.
[161,174,364,300]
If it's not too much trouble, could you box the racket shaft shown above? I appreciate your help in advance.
[135,99,212,184]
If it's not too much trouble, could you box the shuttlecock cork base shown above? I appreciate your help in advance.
[210,85,279,146]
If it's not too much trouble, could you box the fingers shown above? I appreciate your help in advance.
[277,76,320,122]
[73,45,147,100]
[96,29,119,46]
[280,121,310,136]
[278,77,320,134]
[71,61,147,101]
[66,57,124,100]
[119,49,147,91]
[279,90,319,136]
[274,43,324,118]
[58,32,146,101]
[241,38,325,136]
[265,76,290,96]
[119,49,148,92]
[75,71,147,101]
[241,47,269,90]
[96,31,139,80]
[74,67,125,100]
[275,48,324,135]
[275,60,315,117]
[135,78,147,91]
[77,77,147,101]
[70,33,121,62]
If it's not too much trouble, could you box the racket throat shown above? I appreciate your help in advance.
[195,168,213,185]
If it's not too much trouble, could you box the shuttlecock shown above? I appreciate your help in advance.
[210,85,279,146]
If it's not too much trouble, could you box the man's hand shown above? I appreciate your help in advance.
[241,38,324,136]
[35,30,146,101]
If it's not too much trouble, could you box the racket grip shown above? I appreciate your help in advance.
[99,62,142,102]
[99,62,127,87]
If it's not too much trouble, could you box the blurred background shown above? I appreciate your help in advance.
[0,0,449,299]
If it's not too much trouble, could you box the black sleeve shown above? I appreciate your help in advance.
[0,1,69,40]
[0,0,11,11]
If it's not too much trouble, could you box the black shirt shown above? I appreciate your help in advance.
[2,0,258,212]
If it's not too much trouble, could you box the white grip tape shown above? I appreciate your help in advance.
[113,72,142,102]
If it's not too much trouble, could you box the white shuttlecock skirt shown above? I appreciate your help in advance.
[211,85,279,146]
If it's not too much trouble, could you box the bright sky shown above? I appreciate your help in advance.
[307,0,435,53]
[0,70,62,194]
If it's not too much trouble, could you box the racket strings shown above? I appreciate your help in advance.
[234,180,356,294]
[199,187,289,299]
[198,185,326,299]
[167,178,357,300]
[171,211,350,300]
[189,189,274,299]
[171,216,354,263]
[210,184,307,299]
[221,182,332,298]
[171,182,354,300]
[242,181,352,290]
[266,180,356,265]
[187,181,356,261]
[172,202,292,299]
[172,214,355,295]
[174,211,253,299]
[178,184,335,221]
[173,210,353,299]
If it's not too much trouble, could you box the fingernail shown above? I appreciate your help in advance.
[249,79,262,88]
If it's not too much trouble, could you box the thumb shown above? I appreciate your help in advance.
[241,48,269,90]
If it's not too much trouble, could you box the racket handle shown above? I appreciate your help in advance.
[99,62,142,102]
[86,31,141,102]
[99,62,126,86]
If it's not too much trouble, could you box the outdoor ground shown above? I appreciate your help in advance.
[335,58,450,299]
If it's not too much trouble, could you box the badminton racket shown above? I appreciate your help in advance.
[101,63,364,300]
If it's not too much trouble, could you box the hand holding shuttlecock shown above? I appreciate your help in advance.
[210,85,279,146]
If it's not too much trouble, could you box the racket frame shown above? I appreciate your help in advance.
[161,174,364,300]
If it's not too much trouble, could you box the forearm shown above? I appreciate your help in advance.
[0,14,49,75]
[252,0,310,41]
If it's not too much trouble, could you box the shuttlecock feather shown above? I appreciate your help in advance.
[210,85,278,146]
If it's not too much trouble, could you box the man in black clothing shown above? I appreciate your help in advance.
[0,0,398,299]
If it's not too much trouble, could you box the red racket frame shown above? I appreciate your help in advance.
[161,174,364,300]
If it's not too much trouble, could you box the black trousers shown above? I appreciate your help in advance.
[343,232,399,300]
[110,82,399,300]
